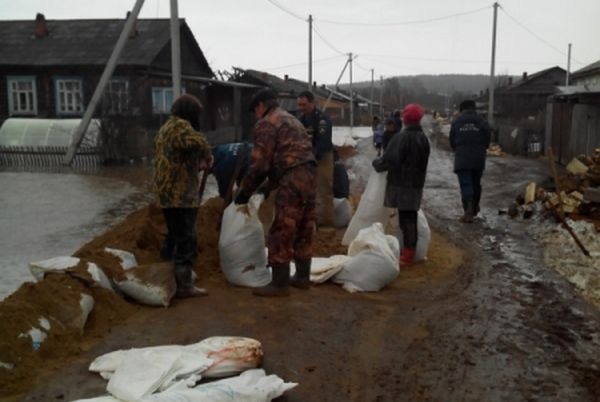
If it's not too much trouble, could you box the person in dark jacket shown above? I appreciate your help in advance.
[297,90,335,227]
[211,142,252,200]
[154,94,213,298]
[236,89,317,297]
[372,104,430,266]
[449,100,491,223]
[382,117,399,151]
[392,109,403,132]
[372,116,384,156]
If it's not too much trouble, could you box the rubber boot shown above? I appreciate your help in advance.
[253,263,290,297]
[290,260,311,289]
[473,194,481,216]
[400,248,416,266]
[460,199,475,223]
[174,264,208,298]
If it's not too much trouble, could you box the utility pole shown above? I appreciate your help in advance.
[64,0,145,165]
[379,75,384,117]
[370,68,374,118]
[566,43,572,86]
[170,0,181,98]
[308,14,313,89]
[323,58,350,110]
[488,2,499,127]
[349,53,354,127]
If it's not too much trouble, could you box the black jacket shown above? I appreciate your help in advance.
[449,111,491,172]
[299,108,333,161]
[372,124,430,210]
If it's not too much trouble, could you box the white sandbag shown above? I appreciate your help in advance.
[87,263,114,291]
[114,263,176,307]
[71,397,119,402]
[219,195,271,287]
[141,369,297,402]
[107,349,183,401]
[29,256,80,280]
[90,337,262,383]
[196,336,263,379]
[333,198,352,228]
[105,248,137,270]
[334,223,400,293]
[394,209,431,262]
[310,256,350,284]
[342,171,394,245]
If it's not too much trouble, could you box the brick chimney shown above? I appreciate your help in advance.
[522,72,528,81]
[508,77,513,85]
[313,81,317,87]
[34,13,48,38]
[126,11,138,39]
[284,74,288,81]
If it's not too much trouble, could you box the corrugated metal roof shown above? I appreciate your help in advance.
[0,18,208,70]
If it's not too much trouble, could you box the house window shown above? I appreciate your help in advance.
[55,78,84,115]
[7,76,37,116]
[104,79,129,114]
[152,87,174,114]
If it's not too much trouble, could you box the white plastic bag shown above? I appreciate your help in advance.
[141,369,297,402]
[334,223,400,293]
[105,248,138,270]
[342,171,394,245]
[115,263,176,307]
[333,198,352,228]
[29,256,80,280]
[393,209,431,262]
[219,195,271,287]
[309,256,350,284]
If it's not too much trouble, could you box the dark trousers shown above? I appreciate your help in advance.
[398,210,418,249]
[456,170,483,206]
[161,208,198,267]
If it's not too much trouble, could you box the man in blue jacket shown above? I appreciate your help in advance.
[449,100,491,223]
[298,90,335,227]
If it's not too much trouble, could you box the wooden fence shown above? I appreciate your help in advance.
[0,146,103,168]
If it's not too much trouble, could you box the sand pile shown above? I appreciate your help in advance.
[0,195,352,398]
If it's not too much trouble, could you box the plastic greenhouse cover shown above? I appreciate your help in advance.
[0,118,101,147]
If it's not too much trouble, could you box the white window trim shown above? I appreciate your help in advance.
[152,86,186,115]
[106,78,129,115]
[55,77,84,116]
[7,76,38,116]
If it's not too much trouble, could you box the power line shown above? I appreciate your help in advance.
[312,23,346,55]
[264,55,346,71]
[361,53,574,66]
[499,5,587,66]
[316,5,491,26]
[265,0,305,21]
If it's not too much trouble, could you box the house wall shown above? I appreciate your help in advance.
[572,73,600,86]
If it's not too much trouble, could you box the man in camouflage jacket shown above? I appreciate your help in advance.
[236,89,317,297]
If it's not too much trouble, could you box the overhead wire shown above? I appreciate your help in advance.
[312,23,347,56]
[498,5,587,66]
[265,0,306,21]
[264,55,346,71]
[315,5,491,26]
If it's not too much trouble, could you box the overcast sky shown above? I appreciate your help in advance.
[3,0,599,84]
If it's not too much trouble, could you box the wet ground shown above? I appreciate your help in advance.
[15,118,600,401]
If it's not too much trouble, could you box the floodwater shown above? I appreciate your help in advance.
[0,166,154,300]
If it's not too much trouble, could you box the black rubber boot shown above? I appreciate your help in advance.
[174,264,208,298]
[473,194,481,216]
[291,260,311,289]
[460,199,475,223]
[253,263,290,297]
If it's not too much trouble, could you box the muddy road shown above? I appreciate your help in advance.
[20,118,600,402]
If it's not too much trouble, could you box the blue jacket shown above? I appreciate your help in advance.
[449,111,491,172]
[211,142,252,198]
[299,108,333,161]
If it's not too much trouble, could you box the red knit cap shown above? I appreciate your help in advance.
[402,103,424,124]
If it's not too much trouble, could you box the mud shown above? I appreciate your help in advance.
[7,118,600,401]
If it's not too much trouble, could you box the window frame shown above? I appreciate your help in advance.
[105,78,129,115]
[54,76,84,116]
[7,76,38,116]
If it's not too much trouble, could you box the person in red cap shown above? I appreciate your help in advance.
[372,103,430,266]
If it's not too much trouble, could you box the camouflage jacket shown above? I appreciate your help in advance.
[239,107,316,198]
[153,116,210,208]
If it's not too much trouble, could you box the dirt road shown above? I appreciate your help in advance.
[19,118,600,402]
